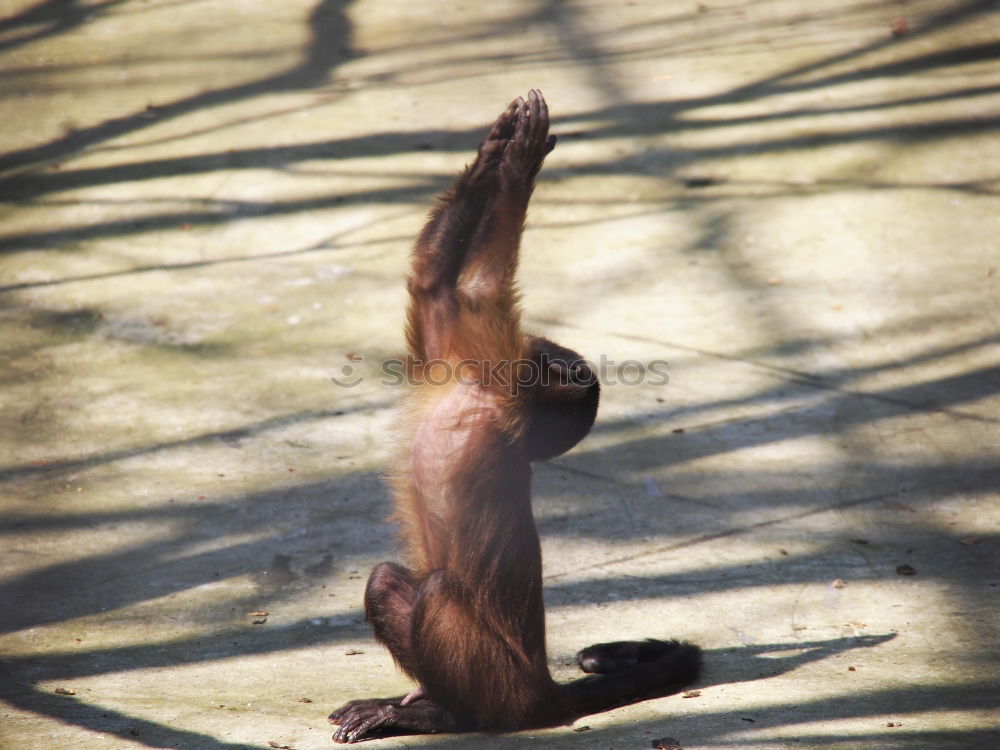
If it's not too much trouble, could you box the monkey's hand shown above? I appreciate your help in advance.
[504,89,556,180]
[465,98,517,185]
[467,90,555,187]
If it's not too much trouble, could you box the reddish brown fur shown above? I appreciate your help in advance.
[328,91,700,744]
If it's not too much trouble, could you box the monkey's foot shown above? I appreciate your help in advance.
[329,698,401,744]
[329,696,457,743]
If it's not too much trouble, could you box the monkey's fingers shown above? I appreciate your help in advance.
[467,98,521,183]
[528,90,547,131]
[484,98,519,144]
[513,94,530,143]
[532,91,553,150]
[528,90,556,156]
[470,92,553,185]
[506,90,553,174]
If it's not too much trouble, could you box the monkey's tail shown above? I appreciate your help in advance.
[558,639,702,718]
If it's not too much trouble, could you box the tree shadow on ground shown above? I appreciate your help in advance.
[1,0,998,747]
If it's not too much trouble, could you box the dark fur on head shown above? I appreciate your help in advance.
[524,335,599,462]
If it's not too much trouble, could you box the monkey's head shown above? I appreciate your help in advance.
[523,336,600,462]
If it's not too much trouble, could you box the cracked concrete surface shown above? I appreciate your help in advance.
[1,1,998,748]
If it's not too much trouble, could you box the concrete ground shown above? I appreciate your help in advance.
[1,1,998,748]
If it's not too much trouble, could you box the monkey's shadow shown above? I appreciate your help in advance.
[694,632,897,689]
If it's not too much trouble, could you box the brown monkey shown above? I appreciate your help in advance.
[328,91,700,743]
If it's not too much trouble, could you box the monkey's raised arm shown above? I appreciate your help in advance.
[405,90,556,368]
